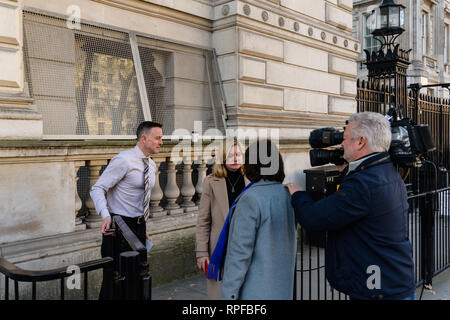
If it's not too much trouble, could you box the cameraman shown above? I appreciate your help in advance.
[285,112,415,300]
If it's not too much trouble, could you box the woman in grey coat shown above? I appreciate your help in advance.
[220,140,297,300]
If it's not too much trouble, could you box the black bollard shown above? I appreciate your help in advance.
[120,251,140,300]
[138,248,152,300]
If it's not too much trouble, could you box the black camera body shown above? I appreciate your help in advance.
[309,108,436,168]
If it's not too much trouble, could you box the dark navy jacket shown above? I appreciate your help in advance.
[292,152,415,299]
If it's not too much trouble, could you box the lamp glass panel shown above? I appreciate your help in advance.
[400,8,405,28]
[380,7,388,28]
[389,7,399,28]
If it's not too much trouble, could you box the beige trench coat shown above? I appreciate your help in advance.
[195,173,249,299]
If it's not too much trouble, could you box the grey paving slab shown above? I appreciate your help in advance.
[152,273,207,300]
[152,264,450,301]
[415,268,450,300]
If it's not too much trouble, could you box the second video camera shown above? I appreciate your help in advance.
[309,127,345,167]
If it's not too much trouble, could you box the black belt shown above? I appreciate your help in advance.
[111,213,145,225]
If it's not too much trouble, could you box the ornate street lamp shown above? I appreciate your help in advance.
[363,0,410,117]
[364,0,410,71]
[372,0,406,49]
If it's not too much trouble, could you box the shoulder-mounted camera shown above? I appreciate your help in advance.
[308,106,436,168]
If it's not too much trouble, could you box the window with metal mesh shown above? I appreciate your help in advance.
[74,32,143,135]
[22,11,227,138]
[23,12,144,136]
[137,44,172,135]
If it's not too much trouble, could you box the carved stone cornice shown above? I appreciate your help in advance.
[215,0,359,56]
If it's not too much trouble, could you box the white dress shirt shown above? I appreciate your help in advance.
[346,153,379,176]
[90,145,156,219]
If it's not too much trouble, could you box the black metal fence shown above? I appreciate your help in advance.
[407,187,450,287]
[295,186,450,300]
[357,79,450,172]
[294,81,450,300]
[0,256,113,300]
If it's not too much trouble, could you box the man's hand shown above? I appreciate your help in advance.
[284,182,303,195]
[197,257,210,272]
[101,216,114,236]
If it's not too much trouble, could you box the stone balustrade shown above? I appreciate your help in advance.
[75,142,214,230]
[0,138,309,288]
[0,139,217,243]
[0,138,308,244]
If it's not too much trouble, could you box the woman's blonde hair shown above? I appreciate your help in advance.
[212,138,245,178]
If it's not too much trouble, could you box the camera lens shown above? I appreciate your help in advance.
[309,128,344,148]
[310,149,345,167]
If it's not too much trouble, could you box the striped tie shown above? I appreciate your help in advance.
[143,157,151,221]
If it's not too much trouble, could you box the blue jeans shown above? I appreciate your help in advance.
[402,292,415,300]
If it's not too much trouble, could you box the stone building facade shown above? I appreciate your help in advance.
[353,0,450,98]
[0,0,359,296]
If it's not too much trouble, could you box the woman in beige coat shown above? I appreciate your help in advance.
[195,140,249,299]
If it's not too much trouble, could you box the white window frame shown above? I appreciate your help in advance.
[445,24,449,66]
[422,12,428,56]
[363,11,379,54]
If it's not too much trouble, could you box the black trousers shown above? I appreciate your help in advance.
[99,213,147,300]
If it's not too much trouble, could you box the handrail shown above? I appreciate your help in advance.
[0,256,113,282]
[0,216,150,300]
[407,186,450,200]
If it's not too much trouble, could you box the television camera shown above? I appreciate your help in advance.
[309,107,436,168]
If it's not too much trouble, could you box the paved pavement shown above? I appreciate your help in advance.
[416,268,450,300]
[152,266,450,300]
[152,273,207,300]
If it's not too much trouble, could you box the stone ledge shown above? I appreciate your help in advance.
[0,211,199,259]
[0,139,215,149]
[0,229,101,262]
[0,106,42,121]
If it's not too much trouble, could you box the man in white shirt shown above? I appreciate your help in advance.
[90,121,163,299]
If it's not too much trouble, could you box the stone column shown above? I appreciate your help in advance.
[85,159,108,228]
[0,0,43,139]
[150,158,166,218]
[180,158,196,212]
[164,159,183,215]
[195,158,207,205]
[74,160,86,231]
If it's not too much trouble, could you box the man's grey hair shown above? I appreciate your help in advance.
[348,112,391,152]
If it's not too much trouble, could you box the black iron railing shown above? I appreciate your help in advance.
[295,186,450,300]
[407,187,450,286]
[0,215,151,300]
[0,256,113,300]
[357,80,450,171]
[297,80,450,299]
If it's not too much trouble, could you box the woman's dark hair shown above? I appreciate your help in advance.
[243,140,285,183]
